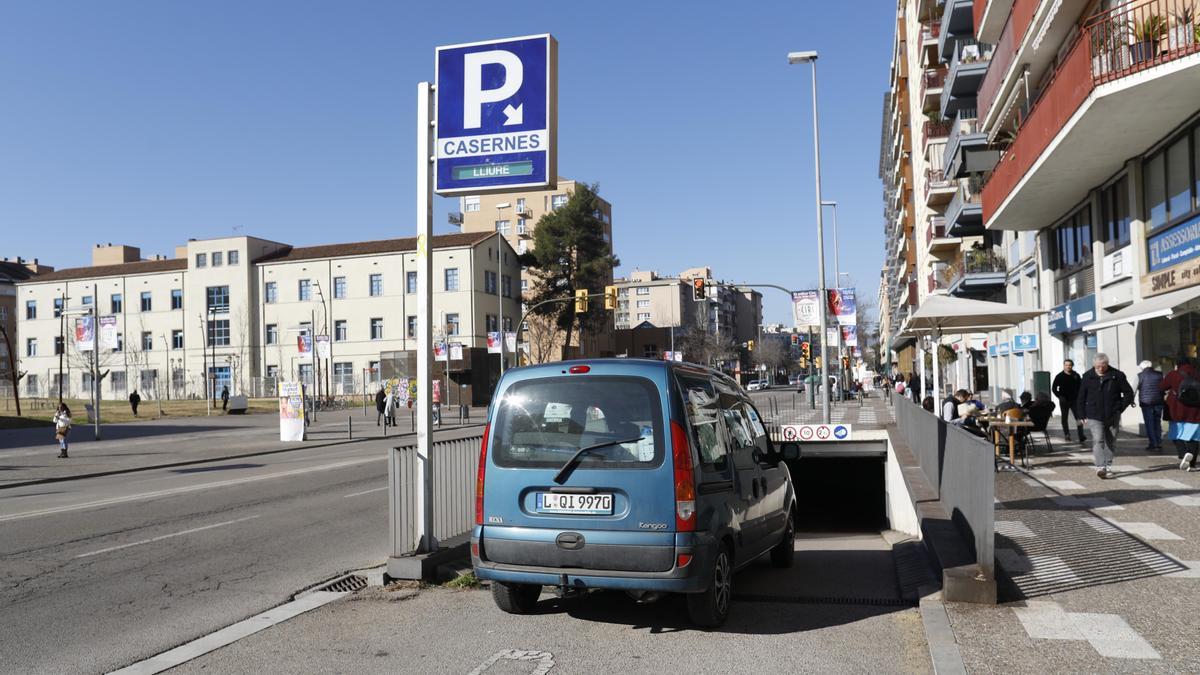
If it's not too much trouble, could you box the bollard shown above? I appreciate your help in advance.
[348,415,352,440]
[411,409,415,432]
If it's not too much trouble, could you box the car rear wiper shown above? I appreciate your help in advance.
[552,436,645,485]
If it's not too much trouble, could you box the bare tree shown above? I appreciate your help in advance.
[522,314,561,365]
[676,309,738,368]
[751,338,787,373]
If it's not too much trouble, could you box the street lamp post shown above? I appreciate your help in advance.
[822,199,844,401]
[789,49,831,423]
[495,202,511,374]
[314,280,330,398]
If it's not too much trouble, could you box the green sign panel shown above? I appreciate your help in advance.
[452,161,534,180]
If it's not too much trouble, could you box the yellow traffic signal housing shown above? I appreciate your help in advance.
[800,342,810,359]
[575,288,589,314]
[604,285,617,311]
[798,357,808,370]
[815,356,822,369]
[747,340,755,352]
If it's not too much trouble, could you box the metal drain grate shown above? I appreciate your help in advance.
[734,593,916,608]
[317,574,368,594]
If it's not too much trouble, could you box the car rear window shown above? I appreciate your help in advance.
[492,375,664,469]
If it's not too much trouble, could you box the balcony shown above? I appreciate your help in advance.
[939,0,977,61]
[922,118,952,151]
[447,211,463,226]
[941,39,993,120]
[983,0,1200,231]
[943,248,1007,296]
[944,111,999,178]
[945,177,985,237]
[924,167,957,207]
[925,217,961,256]
[920,68,946,109]
[974,0,1015,44]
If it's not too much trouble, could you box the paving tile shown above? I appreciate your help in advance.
[1160,493,1200,507]
[1118,476,1189,489]
[1103,519,1183,541]
[996,520,1036,538]
[1043,479,1084,491]
[1013,601,1082,640]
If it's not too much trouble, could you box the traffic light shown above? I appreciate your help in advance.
[815,356,822,369]
[747,340,755,352]
[574,288,589,314]
[842,356,850,370]
[798,357,808,370]
[800,341,811,359]
[692,277,706,301]
[790,334,799,346]
[604,285,617,311]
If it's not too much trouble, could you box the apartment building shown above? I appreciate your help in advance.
[16,233,519,405]
[880,0,1200,432]
[612,268,762,344]
[456,177,615,360]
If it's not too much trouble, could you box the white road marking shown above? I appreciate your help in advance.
[76,515,261,558]
[343,486,387,498]
[1014,601,1082,640]
[468,650,555,675]
[0,456,384,523]
[996,521,1037,538]
[109,590,347,674]
[1101,519,1182,541]
[1069,613,1161,660]
[1118,476,1189,489]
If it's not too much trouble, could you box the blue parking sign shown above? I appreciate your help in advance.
[435,34,557,195]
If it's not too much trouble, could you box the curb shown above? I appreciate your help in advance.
[919,588,968,675]
[0,422,485,491]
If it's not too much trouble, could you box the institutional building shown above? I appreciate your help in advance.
[880,0,1200,434]
[15,233,520,404]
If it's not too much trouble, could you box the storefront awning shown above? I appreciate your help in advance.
[1085,285,1200,332]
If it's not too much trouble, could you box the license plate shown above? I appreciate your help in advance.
[536,492,613,515]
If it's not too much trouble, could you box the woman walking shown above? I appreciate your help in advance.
[53,403,72,459]
[1162,357,1200,471]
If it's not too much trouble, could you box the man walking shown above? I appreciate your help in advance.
[221,385,230,411]
[128,390,141,417]
[375,386,387,426]
[1076,353,1134,479]
[1053,359,1085,443]
[1135,360,1164,451]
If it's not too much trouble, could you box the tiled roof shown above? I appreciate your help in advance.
[254,232,495,264]
[17,258,187,284]
[0,261,40,283]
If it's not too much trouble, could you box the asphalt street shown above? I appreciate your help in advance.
[0,437,397,674]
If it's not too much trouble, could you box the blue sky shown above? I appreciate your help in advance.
[0,1,893,326]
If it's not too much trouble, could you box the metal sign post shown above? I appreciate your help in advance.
[415,81,437,553]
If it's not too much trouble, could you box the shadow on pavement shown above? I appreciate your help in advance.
[0,424,236,450]
[170,463,266,474]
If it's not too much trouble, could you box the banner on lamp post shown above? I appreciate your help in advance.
[74,316,95,352]
[487,331,502,354]
[827,288,857,327]
[791,290,820,328]
[449,342,464,361]
[314,335,331,360]
[505,332,517,352]
[98,316,119,351]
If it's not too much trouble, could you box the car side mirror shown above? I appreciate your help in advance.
[780,443,801,461]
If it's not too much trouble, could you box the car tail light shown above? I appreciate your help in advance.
[475,423,490,526]
[671,420,696,532]
[677,553,693,568]
[568,365,590,374]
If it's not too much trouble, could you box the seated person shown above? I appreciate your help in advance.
[995,389,1019,415]
[954,402,987,437]
[1026,392,1056,430]
[1019,391,1034,411]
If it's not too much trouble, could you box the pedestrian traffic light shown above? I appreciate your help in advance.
[791,334,799,346]
[692,277,706,301]
[800,341,811,359]
[604,285,617,311]
[574,288,588,314]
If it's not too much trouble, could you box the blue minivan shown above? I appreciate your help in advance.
[471,359,797,627]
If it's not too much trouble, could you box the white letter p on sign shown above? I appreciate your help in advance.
[463,50,523,129]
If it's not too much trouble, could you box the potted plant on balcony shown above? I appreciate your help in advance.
[1129,14,1168,64]
[1091,19,1129,76]
[1169,4,1197,50]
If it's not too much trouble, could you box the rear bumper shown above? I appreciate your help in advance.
[472,530,717,593]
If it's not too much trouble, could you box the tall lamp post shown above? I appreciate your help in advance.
[822,199,844,400]
[495,202,511,374]
[789,49,831,423]
[314,280,330,398]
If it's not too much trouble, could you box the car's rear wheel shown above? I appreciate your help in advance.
[491,581,541,614]
[770,514,796,568]
[687,545,732,628]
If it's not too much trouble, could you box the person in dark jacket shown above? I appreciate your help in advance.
[221,385,230,411]
[1135,360,1165,451]
[1076,353,1135,479]
[128,390,141,417]
[1162,357,1200,471]
[1053,359,1085,443]
[375,386,387,426]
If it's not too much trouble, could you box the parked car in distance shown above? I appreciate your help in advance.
[746,380,764,391]
[472,359,798,627]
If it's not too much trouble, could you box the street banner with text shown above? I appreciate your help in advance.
[74,316,94,352]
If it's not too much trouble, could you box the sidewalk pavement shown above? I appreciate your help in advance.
[0,407,488,488]
[945,433,1200,672]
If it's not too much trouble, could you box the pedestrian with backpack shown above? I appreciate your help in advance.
[1162,356,1200,471]
[1076,353,1134,479]
[1135,360,1165,451]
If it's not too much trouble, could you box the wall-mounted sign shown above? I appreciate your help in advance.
[997,342,1011,356]
[1102,246,1132,285]
[1046,295,1096,334]
[1145,214,1200,297]
[1012,334,1039,352]
[988,344,998,358]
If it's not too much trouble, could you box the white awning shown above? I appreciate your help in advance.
[1085,285,1200,332]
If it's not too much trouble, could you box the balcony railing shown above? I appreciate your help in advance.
[984,0,1200,220]
[922,119,952,150]
[941,248,1007,286]
[925,217,949,247]
[924,168,955,200]
[921,68,946,98]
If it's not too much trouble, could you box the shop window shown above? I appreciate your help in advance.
[1100,175,1130,252]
